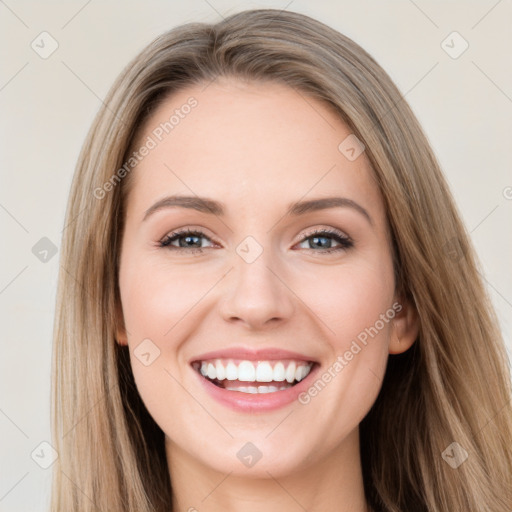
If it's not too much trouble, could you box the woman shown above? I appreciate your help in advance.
[50,8,512,511]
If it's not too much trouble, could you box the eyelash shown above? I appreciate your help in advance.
[158,228,354,255]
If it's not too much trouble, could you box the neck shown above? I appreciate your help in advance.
[166,428,369,512]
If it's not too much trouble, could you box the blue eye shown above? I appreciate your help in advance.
[158,228,353,254]
[159,230,213,253]
[298,228,353,253]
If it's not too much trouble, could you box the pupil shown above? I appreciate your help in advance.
[180,235,200,248]
[312,236,330,249]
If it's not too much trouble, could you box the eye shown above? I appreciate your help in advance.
[159,229,215,254]
[158,227,354,255]
[296,228,353,254]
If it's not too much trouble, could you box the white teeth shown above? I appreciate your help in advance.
[215,361,225,380]
[224,384,292,393]
[285,362,296,383]
[255,361,273,382]
[273,362,286,381]
[238,361,256,382]
[207,362,216,380]
[226,361,238,380]
[197,359,313,384]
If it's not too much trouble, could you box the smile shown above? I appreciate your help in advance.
[192,359,314,394]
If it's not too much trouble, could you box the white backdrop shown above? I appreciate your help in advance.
[1,1,511,510]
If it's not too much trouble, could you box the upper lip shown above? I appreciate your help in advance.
[190,347,318,364]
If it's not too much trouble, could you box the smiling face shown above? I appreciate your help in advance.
[115,77,417,480]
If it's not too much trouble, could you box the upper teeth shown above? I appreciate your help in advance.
[195,359,313,383]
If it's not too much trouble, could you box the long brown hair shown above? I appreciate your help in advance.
[51,9,512,511]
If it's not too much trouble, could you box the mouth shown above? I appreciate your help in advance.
[191,358,319,394]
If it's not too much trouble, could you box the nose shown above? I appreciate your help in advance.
[218,245,295,330]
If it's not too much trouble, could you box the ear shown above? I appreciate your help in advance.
[114,299,129,346]
[389,296,419,355]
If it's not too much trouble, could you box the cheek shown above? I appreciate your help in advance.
[308,257,395,345]
[120,258,204,340]
[118,258,206,424]
[292,264,395,436]
[302,257,395,407]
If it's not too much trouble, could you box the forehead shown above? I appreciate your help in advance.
[126,77,383,222]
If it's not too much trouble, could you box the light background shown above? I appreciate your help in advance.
[1,1,511,510]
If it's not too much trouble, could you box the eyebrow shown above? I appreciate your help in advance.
[142,194,373,225]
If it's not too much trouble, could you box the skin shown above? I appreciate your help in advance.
[116,77,419,512]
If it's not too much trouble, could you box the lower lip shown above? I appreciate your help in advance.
[192,363,320,412]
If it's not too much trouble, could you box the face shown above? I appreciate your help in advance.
[116,77,416,479]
